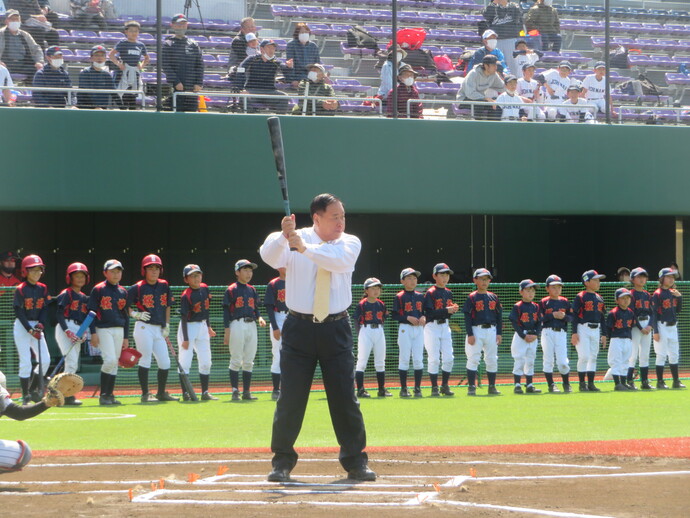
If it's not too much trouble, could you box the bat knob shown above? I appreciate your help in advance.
[289,247,298,252]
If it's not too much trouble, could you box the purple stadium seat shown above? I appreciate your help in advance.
[559,19,580,31]
[656,39,682,51]
[440,46,464,59]
[649,55,677,67]
[271,5,297,18]
[345,8,375,21]
[665,73,690,85]
[147,52,157,65]
[309,23,333,36]
[642,23,666,35]
[56,28,72,42]
[418,12,445,24]
[464,14,484,24]
[295,6,324,18]
[323,8,349,21]
[577,20,603,32]
[628,54,655,67]
[423,45,440,54]
[370,10,391,22]
[272,39,288,51]
[442,13,467,25]
[672,55,690,66]
[209,36,233,49]
[121,14,147,24]
[332,24,353,36]
[99,31,125,44]
[341,41,376,56]
[202,54,218,65]
[207,19,233,31]
[590,37,618,49]
[539,51,561,63]
[559,51,589,64]
[338,99,378,113]
[332,78,371,93]
[398,11,423,24]
[141,72,166,83]
[362,25,386,37]
[428,28,460,42]
[74,49,91,61]
[60,49,79,62]
[191,35,214,49]
[70,30,99,43]
[138,33,156,44]
[612,37,636,48]
[216,54,228,66]
[454,30,481,42]
[621,22,645,34]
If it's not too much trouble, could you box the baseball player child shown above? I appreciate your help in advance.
[392,268,425,398]
[223,259,266,401]
[13,255,51,405]
[652,268,685,389]
[354,278,390,398]
[606,288,636,391]
[54,262,90,405]
[88,260,130,406]
[264,267,287,401]
[128,254,177,403]
[178,264,217,401]
[627,267,655,390]
[509,280,542,394]
[539,274,573,393]
[424,263,459,397]
[572,270,607,392]
[463,268,503,396]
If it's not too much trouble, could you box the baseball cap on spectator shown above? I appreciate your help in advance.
[482,54,498,65]
[617,266,631,276]
[45,46,63,57]
[522,63,536,71]
[559,60,573,69]
[658,267,679,279]
[103,259,123,271]
[504,74,517,84]
[515,40,527,47]
[545,275,563,286]
[482,29,498,39]
[91,45,107,56]
[183,264,202,277]
[433,263,454,275]
[630,267,648,279]
[235,259,257,271]
[363,277,383,290]
[582,270,605,283]
[5,9,20,18]
[260,39,277,48]
[0,251,19,261]
[171,14,188,23]
[519,279,538,290]
[398,64,418,76]
[245,32,257,43]
[567,84,581,92]
[309,63,326,73]
[400,267,421,280]
[473,268,492,279]
[594,61,606,69]
[615,288,632,300]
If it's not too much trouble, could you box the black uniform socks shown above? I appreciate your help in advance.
[399,369,408,388]
[229,369,239,390]
[138,366,149,394]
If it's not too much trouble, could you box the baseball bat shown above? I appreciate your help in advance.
[267,116,298,251]
[165,337,198,402]
[49,311,96,378]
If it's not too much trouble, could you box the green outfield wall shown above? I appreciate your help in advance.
[1,109,687,216]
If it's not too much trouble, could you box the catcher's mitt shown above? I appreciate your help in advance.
[43,387,64,407]
[47,373,84,398]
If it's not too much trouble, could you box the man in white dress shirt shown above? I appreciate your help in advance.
[259,193,374,483]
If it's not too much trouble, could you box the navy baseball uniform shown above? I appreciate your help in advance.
[393,285,425,395]
[424,284,456,393]
[354,291,389,397]
[54,287,89,377]
[178,279,214,395]
[572,289,606,389]
[651,271,684,388]
[539,289,572,391]
[606,293,636,389]
[628,279,655,388]
[509,293,542,393]
[463,290,503,390]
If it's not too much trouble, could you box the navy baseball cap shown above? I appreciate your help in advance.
[0,251,19,261]
[630,267,648,279]
[103,259,123,271]
[545,274,563,286]
[582,270,606,283]
[400,267,421,280]
[615,288,632,300]
[433,263,454,275]
[473,268,492,279]
[559,60,573,69]
[658,267,679,279]
[90,45,107,56]
[567,84,581,92]
[260,39,277,48]
[171,13,188,23]
[183,264,202,277]
[235,259,257,271]
[363,277,383,290]
[519,279,538,290]
[45,46,63,57]
[594,61,606,69]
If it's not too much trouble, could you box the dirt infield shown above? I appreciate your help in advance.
[2,447,689,517]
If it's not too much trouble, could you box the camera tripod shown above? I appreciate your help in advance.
[183,0,206,33]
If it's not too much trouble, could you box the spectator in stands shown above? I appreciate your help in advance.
[229,32,258,92]
[517,63,544,121]
[161,14,204,113]
[285,22,321,89]
[525,0,561,52]
[0,251,21,287]
[581,61,607,115]
[513,40,542,75]
[467,30,508,76]
[495,75,527,121]
[0,9,44,84]
[292,63,338,116]
[77,44,115,109]
[109,21,149,110]
[5,0,60,49]
[229,17,258,68]
[482,0,524,80]
[0,63,17,106]
[457,54,505,120]
[377,45,406,100]
[240,39,291,114]
[32,45,71,107]
[540,60,574,120]
[557,85,595,123]
[70,0,112,30]
[387,64,421,119]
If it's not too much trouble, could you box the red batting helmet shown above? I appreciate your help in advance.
[141,254,163,277]
[65,262,90,285]
[21,255,45,277]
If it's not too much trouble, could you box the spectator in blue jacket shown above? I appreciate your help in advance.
[240,39,292,114]
[467,30,508,76]
[161,13,204,112]
[285,22,321,89]
[32,45,71,107]
[77,45,115,109]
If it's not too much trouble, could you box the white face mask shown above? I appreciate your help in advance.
[246,46,259,56]
[173,28,187,37]
[93,61,107,70]
[403,76,414,86]
[396,53,403,62]
[486,39,498,50]
[51,58,64,68]
[298,32,310,43]
[307,71,318,82]
[8,21,21,31]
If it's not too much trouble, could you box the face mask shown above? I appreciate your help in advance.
[298,32,310,43]
[174,28,187,37]
[1,266,14,274]
[8,21,21,31]
[307,71,318,81]
[263,51,275,60]
[486,39,498,50]
[51,58,64,68]
[403,76,414,86]
[93,61,107,70]
[396,53,403,62]
[246,47,259,56]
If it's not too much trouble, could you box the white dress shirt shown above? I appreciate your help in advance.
[260,227,361,315]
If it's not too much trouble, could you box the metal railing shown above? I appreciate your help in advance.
[0,85,147,108]
[617,105,690,124]
[406,98,601,120]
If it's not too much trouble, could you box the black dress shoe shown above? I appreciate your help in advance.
[347,466,377,481]
[267,468,291,482]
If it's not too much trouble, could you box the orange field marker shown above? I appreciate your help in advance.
[432,482,441,492]
[470,467,477,478]
[217,465,229,476]
[159,479,165,489]
[128,488,133,502]
[151,482,156,491]
[188,472,200,483]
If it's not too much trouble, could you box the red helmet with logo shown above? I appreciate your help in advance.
[21,255,45,277]
[65,262,90,285]
[141,254,163,277]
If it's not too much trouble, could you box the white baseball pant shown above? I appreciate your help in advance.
[424,321,454,374]
[54,320,82,374]
[356,325,386,372]
[177,321,212,375]
[465,325,498,372]
[589,98,606,114]
[96,327,124,375]
[228,319,257,372]
[398,323,424,371]
[575,324,600,372]
[269,311,287,374]
[133,322,171,370]
[525,105,546,121]
[13,319,50,379]
[654,323,679,366]
[511,333,538,376]
[0,439,31,472]
[541,328,570,374]
[629,317,652,368]
[608,337,632,376]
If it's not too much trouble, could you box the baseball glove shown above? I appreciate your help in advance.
[47,373,84,398]
[43,387,64,407]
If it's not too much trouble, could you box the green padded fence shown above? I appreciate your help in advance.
[1,282,688,393]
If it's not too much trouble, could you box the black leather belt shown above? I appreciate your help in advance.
[586,323,599,329]
[547,327,564,332]
[364,323,380,328]
[289,309,348,324]
[480,323,494,329]
[435,319,447,324]
[235,317,255,323]
[660,321,676,327]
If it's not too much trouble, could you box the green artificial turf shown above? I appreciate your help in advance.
[5,386,689,451]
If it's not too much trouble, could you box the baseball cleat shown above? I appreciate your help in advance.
[271,390,281,401]
[587,383,601,392]
[614,383,630,391]
[242,392,257,400]
[413,387,423,398]
[562,383,572,393]
[30,390,42,403]
[64,396,82,406]
[430,386,440,397]
[467,385,476,396]
[347,466,377,482]
[548,384,560,393]
[182,392,192,401]
[156,392,179,402]
[672,380,686,389]
[627,382,638,391]
[378,388,392,397]
[399,388,411,398]
[579,382,588,392]
[141,393,158,403]
[109,396,122,405]
[231,389,241,401]
[440,385,455,396]
[22,394,32,406]
[640,380,655,390]
[514,384,524,394]
[202,391,218,401]
[656,381,669,390]
[267,468,291,483]
[488,385,501,395]
[357,388,370,398]
[526,385,541,394]
[99,395,112,406]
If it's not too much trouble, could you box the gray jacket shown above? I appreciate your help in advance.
[0,27,44,64]
[457,64,506,101]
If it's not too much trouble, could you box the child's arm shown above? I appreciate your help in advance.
[353,301,363,334]
[508,304,523,338]
[462,296,474,337]
[13,289,33,333]
[495,298,503,337]
[55,292,69,332]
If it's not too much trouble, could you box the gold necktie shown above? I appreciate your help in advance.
[313,266,331,322]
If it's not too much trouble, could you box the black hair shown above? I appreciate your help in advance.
[310,193,342,218]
